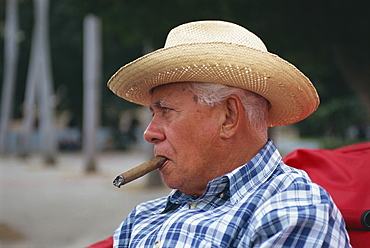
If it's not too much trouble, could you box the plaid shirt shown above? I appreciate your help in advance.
[113,140,351,247]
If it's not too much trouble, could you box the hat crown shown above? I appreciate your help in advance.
[164,20,268,52]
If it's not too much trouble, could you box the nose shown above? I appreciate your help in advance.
[143,118,165,144]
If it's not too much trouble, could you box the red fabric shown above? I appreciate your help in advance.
[283,141,370,248]
[347,230,370,248]
[86,236,113,248]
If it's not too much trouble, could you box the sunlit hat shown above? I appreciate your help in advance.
[107,20,319,127]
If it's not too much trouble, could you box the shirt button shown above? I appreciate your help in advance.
[154,240,160,247]
[188,203,197,209]
[220,193,225,198]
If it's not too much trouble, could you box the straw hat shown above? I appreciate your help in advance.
[107,20,319,127]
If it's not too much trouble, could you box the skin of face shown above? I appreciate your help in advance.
[144,82,231,196]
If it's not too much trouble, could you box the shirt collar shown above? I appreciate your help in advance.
[226,139,281,204]
[166,139,281,207]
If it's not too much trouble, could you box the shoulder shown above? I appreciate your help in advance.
[249,165,345,231]
[245,166,349,246]
[264,163,331,208]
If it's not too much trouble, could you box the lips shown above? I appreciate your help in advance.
[158,157,169,170]
[154,147,170,169]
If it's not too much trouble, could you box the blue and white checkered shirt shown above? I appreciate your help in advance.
[113,140,351,247]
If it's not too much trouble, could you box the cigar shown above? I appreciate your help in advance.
[113,156,166,188]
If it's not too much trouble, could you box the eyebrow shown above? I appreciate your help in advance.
[153,99,164,107]
[149,99,166,113]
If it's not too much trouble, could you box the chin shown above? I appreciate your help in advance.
[162,177,180,190]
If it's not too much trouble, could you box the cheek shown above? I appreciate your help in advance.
[167,107,221,155]
[175,120,216,144]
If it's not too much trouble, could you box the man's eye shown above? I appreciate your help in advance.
[162,107,171,114]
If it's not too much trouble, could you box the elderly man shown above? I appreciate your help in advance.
[107,20,351,247]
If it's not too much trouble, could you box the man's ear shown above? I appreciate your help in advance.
[220,95,243,139]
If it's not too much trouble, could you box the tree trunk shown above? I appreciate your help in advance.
[0,0,19,154]
[36,0,56,164]
[83,15,102,173]
[19,0,56,165]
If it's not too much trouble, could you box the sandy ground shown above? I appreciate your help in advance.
[0,151,171,248]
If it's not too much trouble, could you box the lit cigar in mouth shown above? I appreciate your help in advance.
[113,156,166,188]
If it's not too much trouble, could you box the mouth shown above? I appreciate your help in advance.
[156,156,170,171]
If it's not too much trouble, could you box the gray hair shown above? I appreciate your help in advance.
[187,82,269,137]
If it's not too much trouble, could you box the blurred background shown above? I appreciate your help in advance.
[0,0,369,247]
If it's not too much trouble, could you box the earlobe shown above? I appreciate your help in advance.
[220,95,242,139]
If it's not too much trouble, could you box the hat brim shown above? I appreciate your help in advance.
[107,42,319,127]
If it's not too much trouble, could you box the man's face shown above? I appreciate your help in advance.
[144,83,225,196]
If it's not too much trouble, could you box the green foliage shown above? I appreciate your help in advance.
[296,97,367,137]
